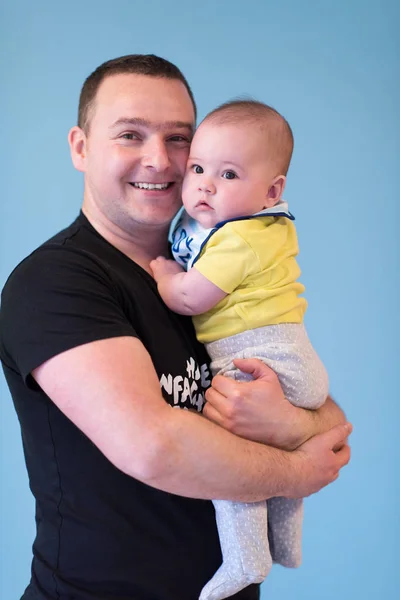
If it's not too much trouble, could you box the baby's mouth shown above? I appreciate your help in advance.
[196,200,213,209]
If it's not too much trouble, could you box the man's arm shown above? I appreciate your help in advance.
[203,358,347,450]
[33,336,351,502]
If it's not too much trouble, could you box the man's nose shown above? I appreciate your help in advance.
[141,138,171,171]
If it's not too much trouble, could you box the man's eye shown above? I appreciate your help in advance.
[222,171,237,179]
[168,135,190,143]
[121,133,140,140]
[193,165,204,174]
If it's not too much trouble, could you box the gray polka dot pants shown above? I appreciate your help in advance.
[199,324,329,600]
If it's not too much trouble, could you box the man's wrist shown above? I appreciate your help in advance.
[273,448,304,497]
[284,405,318,451]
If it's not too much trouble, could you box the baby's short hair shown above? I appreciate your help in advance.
[202,100,294,175]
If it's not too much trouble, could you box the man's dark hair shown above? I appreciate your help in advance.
[203,99,294,175]
[78,54,196,132]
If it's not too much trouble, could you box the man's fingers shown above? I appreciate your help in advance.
[204,386,230,414]
[333,442,351,468]
[210,373,242,396]
[322,422,352,448]
[332,437,349,453]
[202,400,224,427]
[203,385,242,430]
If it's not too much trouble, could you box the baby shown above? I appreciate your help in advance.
[151,100,329,600]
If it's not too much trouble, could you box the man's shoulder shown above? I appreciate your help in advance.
[43,213,83,244]
[35,212,103,259]
[5,214,78,267]
[5,215,106,277]
[1,215,114,308]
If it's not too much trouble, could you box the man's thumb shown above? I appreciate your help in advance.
[232,358,277,381]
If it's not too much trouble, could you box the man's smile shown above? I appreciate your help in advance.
[130,182,173,190]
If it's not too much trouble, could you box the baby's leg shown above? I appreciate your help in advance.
[199,357,272,600]
[246,324,328,567]
[207,324,329,571]
[199,500,271,600]
[267,496,304,567]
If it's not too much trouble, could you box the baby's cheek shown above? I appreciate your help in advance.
[181,176,194,201]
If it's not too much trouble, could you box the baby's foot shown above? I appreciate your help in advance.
[199,500,272,600]
[199,564,266,600]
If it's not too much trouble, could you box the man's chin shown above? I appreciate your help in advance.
[136,207,181,229]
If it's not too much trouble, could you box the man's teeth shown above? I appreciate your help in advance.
[132,182,170,190]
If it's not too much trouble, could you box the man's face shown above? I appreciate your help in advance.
[79,73,195,232]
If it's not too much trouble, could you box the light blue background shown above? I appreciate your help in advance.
[1,0,399,598]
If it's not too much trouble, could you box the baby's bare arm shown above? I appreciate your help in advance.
[150,256,227,315]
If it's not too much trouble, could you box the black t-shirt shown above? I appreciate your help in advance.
[0,213,259,600]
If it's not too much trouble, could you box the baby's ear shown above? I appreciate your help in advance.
[264,175,286,208]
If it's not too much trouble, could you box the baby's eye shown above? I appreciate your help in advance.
[222,170,237,180]
[192,164,204,174]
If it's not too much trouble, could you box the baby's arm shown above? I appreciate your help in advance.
[150,256,227,316]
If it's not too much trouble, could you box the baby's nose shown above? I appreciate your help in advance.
[198,178,216,194]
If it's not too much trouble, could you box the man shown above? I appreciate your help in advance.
[0,55,351,600]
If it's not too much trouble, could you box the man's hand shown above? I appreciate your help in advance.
[150,256,184,282]
[283,423,352,499]
[204,358,312,449]
[203,358,346,450]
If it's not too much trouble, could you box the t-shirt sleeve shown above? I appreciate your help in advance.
[0,246,137,386]
[193,227,260,293]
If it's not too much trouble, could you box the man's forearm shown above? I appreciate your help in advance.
[128,403,350,503]
[141,407,294,502]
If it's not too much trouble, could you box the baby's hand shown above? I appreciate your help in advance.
[150,256,184,281]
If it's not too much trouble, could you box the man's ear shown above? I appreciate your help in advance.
[68,126,87,173]
[264,175,286,208]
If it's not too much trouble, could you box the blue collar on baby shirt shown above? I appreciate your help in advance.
[169,200,294,270]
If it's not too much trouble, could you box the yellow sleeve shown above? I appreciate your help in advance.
[193,227,259,294]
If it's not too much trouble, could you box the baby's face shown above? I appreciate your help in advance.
[181,121,278,228]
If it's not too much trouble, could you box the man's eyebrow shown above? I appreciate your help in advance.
[110,117,194,133]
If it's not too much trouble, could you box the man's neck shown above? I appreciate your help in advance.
[81,206,170,274]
